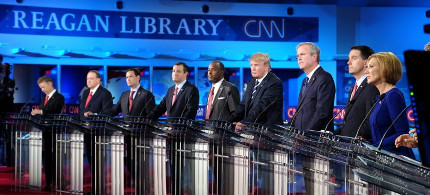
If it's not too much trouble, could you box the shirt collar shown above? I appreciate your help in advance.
[212,78,224,88]
[131,85,141,92]
[306,65,320,80]
[90,84,100,94]
[256,72,269,83]
[356,74,367,87]
[176,80,187,90]
[47,89,56,98]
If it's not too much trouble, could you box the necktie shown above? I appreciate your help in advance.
[301,77,309,95]
[251,80,260,99]
[85,91,93,108]
[129,90,135,112]
[350,83,358,101]
[44,95,49,106]
[206,87,215,119]
[171,87,178,106]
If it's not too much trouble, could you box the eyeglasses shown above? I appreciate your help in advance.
[296,53,311,59]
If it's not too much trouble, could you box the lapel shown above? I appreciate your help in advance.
[89,87,101,106]
[209,80,225,116]
[129,86,143,113]
[298,67,320,107]
[351,79,367,101]
[170,82,187,111]
[249,72,269,109]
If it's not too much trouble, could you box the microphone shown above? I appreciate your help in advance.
[99,96,115,115]
[180,93,194,118]
[216,91,231,120]
[323,99,356,132]
[288,97,315,130]
[253,97,279,124]
[139,95,155,117]
[19,97,34,114]
[354,93,386,138]
[377,104,411,150]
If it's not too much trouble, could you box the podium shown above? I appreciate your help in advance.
[4,113,430,194]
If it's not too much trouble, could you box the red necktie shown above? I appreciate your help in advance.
[206,87,215,119]
[129,90,135,112]
[171,87,178,106]
[85,91,93,108]
[44,95,49,106]
[350,83,358,101]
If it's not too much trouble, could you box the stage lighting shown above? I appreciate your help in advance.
[287,7,294,16]
[202,5,209,13]
[116,1,124,9]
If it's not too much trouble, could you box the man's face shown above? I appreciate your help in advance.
[207,63,224,83]
[296,45,317,72]
[172,65,187,83]
[38,81,53,95]
[250,60,268,79]
[347,49,367,76]
[86,72,100,89]
[126,71,140,88]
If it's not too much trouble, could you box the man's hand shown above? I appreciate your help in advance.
[31,109,42,115]
[84,111,94,117]
[234,122,246,131]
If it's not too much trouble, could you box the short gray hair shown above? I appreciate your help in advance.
[296,42,320,63]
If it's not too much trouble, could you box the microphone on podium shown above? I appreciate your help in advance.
[180,93,194,118]
[139,95,155,117]
[323,99,355,132]
[377,104,412,150]
[99,97,115,115]
[354,93,386,138]
[254,97,279,124]
[288,97,315,130]
[19,97,34,114]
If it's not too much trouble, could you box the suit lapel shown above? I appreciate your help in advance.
[172,82,187,108]
[298,67,321,107]
[210,82,225,116]
[129,87,143,113]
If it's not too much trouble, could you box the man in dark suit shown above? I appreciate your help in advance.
[79,70,112,194]
[106,68,155,120]
[79,70,113,120]
[105,68,155,180]
[31,76,65,191]
[293,42,335,131]
[227,53,283,129]
[149,62,199,119]
[205,61,240,120]
[338,46,379,140]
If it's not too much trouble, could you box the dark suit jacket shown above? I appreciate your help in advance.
[294,66,335,131]
[39,91,65,115]
[107,86,156,120]
[79,86,113,120]
[228,72,283,126]
[149,81,199,119]
[206,80,240,120]
[339,78,379,139]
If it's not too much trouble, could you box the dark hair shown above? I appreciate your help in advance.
[126,68,140,76]
[351,45,375,60]
[37,76,54,84]
[211,60,225,72]
[0,55,3,63]
[174,62,189,73]
[88,70,101,78]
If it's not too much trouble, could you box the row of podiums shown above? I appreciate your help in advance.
[4,113,430,194]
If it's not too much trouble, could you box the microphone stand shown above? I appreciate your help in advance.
[377,104,411,150]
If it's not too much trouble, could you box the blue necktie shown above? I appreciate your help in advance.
[301,77,309,95]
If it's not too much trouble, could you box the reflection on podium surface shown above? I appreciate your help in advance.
[3,113,430,194]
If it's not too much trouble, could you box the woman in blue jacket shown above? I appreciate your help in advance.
[365,52,415,159]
